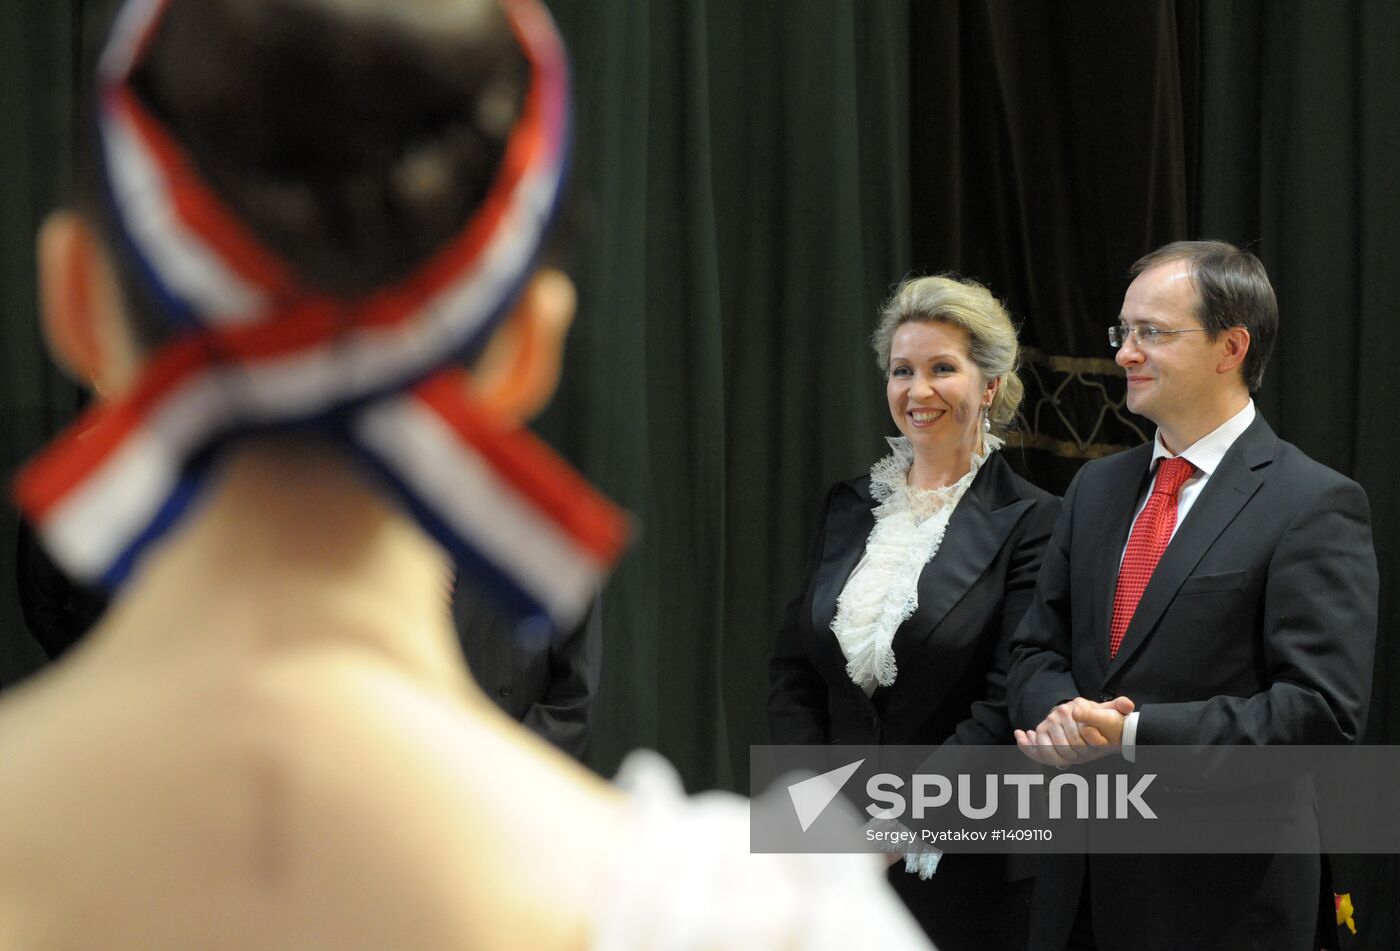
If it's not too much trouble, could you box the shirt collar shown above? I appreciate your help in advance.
[1149,399,1255,477]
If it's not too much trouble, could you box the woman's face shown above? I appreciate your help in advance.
[886,319,994,461]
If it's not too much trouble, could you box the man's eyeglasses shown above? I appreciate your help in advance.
[1107,324,1209,348]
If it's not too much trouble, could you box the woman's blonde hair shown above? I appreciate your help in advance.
[871,274,1024,432]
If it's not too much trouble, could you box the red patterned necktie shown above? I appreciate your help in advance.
[1108,457,1197,657]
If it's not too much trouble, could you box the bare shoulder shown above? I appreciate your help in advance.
[0,646,626,950]
[247,651,630,948]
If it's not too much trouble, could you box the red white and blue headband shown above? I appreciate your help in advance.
[15,0,627,631]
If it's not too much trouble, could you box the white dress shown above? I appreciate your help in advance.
[593,751,935,950]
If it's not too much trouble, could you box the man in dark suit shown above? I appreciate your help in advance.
[1007,240,1378,951]
[16,516,109,663]
[452,571,601,760]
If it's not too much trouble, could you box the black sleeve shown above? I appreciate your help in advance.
[949,493,1062,745]
[1008,471,1085,730]
[767,484,840,745]
[518,597,602,759]
[16,517,109,660]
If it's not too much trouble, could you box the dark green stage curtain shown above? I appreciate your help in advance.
[545,0,915,790]
[1194,0,1400,752]
[0,0,92,687]
[909,0,1202,493]
[1193,4,1400,944]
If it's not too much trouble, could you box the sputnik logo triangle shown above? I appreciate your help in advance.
[787,758,865,832]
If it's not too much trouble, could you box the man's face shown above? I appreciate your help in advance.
[1115,260,1222,431]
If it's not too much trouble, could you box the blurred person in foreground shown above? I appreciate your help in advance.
[0,1,931,948]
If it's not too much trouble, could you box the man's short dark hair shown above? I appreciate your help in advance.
[1131,240,1278,392]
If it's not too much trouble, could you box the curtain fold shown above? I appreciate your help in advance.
[0,0,90,686]
[1192,4,1400,943]
[548,0,914,788]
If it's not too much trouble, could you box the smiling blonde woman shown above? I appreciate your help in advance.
[770,274,1059,951]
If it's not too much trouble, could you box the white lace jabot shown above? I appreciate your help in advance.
[831,434,1004,695]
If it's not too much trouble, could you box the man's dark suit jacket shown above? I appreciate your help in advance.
[16,517,108,663]
[452,575,601,761]
[769,451,1059,950]
[1008,413,1378,951]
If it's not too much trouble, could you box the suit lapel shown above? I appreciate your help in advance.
[890,455,1033,665]
[1105,417,1277,678]
[809,479,875,682]
[1091,447,1155,672]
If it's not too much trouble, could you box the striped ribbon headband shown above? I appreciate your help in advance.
[14,0,627,631]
